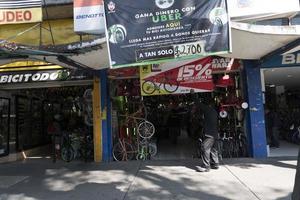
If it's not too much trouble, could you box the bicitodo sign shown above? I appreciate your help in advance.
[104,0,231,68]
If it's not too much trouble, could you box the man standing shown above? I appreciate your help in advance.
[196,100,219,172]
[292,148,300,200]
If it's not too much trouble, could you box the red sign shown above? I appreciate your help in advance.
[108,67,139,79]
[140,57,214,96]
[212,57,240,73]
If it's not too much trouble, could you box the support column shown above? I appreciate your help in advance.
[93,75,102,162]
[243,60,268,158]
[100,69,112,162]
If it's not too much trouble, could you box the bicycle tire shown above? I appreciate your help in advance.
[163,80,179,93]
[142,81,156,95]
[83,89,93,103]
[137,121,155,139]
[236,108,245,122]
[112,140,135,161]
[136,153,146,161]
[61,146,75,162]
[239,136,248,157]
[148,143,157,157]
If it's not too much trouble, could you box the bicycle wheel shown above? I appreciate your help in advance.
[61,146,75,162]
[136,152,147,161]
[83,89,93,103]
[239,136,248,157]
[142,80,156,95]
[148,143,157,157]
[137,121,155,139]
[112,140,135,161]
[236,108,245,122]
[163,80,179,93]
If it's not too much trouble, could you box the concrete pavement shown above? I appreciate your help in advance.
[0,157,297,200]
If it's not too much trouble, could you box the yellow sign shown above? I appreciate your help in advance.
[0,7,42,25]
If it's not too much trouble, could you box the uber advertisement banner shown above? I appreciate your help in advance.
[0,70,92,84]
[104,0,230,68]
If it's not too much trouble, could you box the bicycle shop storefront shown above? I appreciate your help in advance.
[0,61,95,163]
[108,56,249,161]
[243,46,300,158]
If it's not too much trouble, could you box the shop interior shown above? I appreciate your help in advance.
[263,67,300,157]
[110,71,249,161]
[0,86,94,162]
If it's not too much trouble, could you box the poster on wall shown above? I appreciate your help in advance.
[140,57,214,96]
[0,0,42,25]
[104,0,231,68]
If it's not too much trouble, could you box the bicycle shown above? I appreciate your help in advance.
[136,138,157,160]
[61,132,75,162]
[112,138,136,161]
[112,113,155,161]
[142,77,179,95]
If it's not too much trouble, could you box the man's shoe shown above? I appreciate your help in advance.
[211,165,219,170]
[196,166,210,172]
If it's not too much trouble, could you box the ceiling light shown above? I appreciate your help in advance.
[269,84,276,88]
[287,75,293,78]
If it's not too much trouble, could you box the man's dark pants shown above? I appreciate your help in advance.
[201,135,219,168]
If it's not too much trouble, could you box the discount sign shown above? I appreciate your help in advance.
[140,57,214,96]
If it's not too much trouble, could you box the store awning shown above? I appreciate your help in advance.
[0,38,109,70]
[221,22,300,60]
[3,22,300,70]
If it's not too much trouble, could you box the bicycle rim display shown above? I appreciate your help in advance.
[142,81,156,95]
[113,140,135,161]
[137,121,155,138]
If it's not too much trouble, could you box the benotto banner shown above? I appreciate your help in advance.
[0,0,42,25]
[140,57,214,96]
[104,0,231,68]
[74,0,105,34]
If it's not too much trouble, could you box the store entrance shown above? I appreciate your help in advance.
[110,73,248,161]
[1,85,94,162]
[143,94,200,160]
[263,67,300,157]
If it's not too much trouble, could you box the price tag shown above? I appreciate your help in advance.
[174,41,206,59]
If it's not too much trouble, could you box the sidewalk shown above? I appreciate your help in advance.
[0,157,297,200]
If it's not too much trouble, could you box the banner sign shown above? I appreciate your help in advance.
[0,69,92,84]
[211,57,240,73]
[104,0,231,68]
[0,0,42,25]
[140,57,214,96]
[108,67,139,79]
[227,0,300,20]
[74,0,105,34]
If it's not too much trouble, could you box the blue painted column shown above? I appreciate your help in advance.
[100,69,113,162]
[243,60,268,158]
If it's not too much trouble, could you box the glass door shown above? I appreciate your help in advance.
[0,98,10,157]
